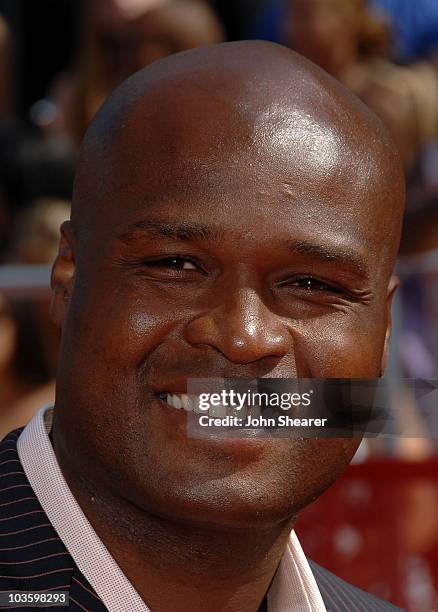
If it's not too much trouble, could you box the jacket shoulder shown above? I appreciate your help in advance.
[309,560,406,611]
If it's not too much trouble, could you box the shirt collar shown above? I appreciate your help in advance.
[18,406,326,612]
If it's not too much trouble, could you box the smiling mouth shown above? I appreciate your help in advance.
[159,392,198,412]
[158,392,260,420]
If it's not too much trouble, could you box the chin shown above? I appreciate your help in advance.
[128,465,347,532]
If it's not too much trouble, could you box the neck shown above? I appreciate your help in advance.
[54,438,295,612]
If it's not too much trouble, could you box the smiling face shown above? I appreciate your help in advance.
[51,42,404,530]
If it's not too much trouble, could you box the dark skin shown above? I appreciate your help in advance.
[50,42,405,611]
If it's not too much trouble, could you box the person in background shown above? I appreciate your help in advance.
[0,119,75,259]
[0,293,54,439]
[370,0,438,63]
[50,0,224,145]
[0,198,70,437]
[399,188,438,383]
[283,0,438,169]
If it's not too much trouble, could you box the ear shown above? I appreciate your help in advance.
[380,275,399,375]
[50,220,76,328]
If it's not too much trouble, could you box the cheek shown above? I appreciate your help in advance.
[254,437,362,522]
[68,281,185,371]
[293,310,387,377]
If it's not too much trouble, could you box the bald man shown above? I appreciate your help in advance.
[0,42,405,611]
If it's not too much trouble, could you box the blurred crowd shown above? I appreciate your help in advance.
[1,0,438,446]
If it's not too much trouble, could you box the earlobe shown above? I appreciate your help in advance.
[50,220,76,328]
[380,275,400,375]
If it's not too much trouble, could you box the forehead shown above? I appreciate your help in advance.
[74,62,403,273]
[91,94,392,243]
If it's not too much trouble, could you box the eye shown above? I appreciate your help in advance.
[146,256,198,270]
[136,255,207,280]
[282,276,344,294]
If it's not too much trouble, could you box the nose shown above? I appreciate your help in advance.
[184,287,293,364]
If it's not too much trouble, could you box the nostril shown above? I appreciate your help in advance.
[184,289,294,363]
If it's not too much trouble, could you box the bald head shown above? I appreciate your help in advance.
[72,41,404,268]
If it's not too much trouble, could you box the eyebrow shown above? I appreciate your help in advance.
[117,219,225,244]
[117,219,369,277]
[283,238,369,276]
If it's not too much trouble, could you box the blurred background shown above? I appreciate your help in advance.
[0,0,437,609]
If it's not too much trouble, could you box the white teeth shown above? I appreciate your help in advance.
[164,393,182,410]
[162,393,254,420]
[185,395,195,412]
[168,394,176,409]
[180,394,190,410]
[163,393,196,412]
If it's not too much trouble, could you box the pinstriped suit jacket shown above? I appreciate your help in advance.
[308,562,404,611]
[0,429,405,611]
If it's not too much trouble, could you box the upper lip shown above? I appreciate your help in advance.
[153,377,244,395]
[152,371,293,395]
[152,380,190,395]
